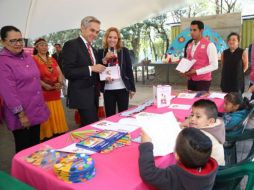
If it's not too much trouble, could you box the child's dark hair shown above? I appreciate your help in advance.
[175,127,212,168]
[225,92,250,110]
[54,43,61,47]
[192,99,218,119]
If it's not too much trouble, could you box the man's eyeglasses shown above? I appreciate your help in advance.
[8,38,25,45]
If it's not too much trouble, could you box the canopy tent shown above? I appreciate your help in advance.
[167,25,228,56]
[0,0,185,39]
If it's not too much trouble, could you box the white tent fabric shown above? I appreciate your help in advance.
[0,0,185,39]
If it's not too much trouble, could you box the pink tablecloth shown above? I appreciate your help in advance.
[11,97,224,190]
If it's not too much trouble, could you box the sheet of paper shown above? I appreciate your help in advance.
[208,92,226,99]
[176,58,196,73]
[132,136,141,143]
[134,112,160,121]
[92,120,140,133]
[177,92,197,99]
[169,104,192,110]
[99,66,120,81]
[140,112,181,156]
[56,143,96,155]
[118,118,142,127]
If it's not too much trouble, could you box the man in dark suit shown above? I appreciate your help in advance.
[62,16,106,126]
[52,43,68,97]
[52,43,63,71]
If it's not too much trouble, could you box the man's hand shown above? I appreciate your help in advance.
[184,69,196,77]
[179,72,186,77]
[91,64,106,73]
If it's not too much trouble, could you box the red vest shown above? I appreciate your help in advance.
[186,38,211,81]
[250,44,254,81]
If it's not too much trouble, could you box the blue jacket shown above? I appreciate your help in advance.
[223,109,248,134]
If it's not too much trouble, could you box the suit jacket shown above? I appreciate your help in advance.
[97,47,136,92]
[62,37,99,109]
[52,51,63,71]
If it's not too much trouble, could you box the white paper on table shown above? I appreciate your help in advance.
[92,120,116,128]
[132,136,141,143]
[99,66,120,81]
[134,112,160,121]
[56,143,96,155]
[118,118,142,127]
[176,58,196,73]
[177,92,197,99]
[140,112,181,156]
[208,92,227,99]
[169,104,192,110]
[92,120,140,133]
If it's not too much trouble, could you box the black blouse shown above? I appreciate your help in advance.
[221,48,244,93]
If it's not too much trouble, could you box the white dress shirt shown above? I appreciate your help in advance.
[104,48,126,90]
[80,35,95,75]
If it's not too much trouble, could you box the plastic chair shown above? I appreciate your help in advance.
[224,128,254,165]
[0,171,35,190]
[224,102,254,165]
[213,161,254,190]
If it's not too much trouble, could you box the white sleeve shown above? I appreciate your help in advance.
[196,43,218,75]
[88,66,92,76]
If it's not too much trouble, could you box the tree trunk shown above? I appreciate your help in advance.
[215,0,220,14]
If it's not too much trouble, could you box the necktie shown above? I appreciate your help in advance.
[87,43,95,65]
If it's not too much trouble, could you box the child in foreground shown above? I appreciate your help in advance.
[139,127,218,190]
[181,99,225,165]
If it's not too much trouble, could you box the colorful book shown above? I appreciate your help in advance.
[76,130,127,152]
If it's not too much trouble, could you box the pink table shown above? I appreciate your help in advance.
[11,97,224,190]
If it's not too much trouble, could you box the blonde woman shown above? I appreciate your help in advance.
[98,27,136,117]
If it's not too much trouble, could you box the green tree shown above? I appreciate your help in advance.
[143,14,170,58]
[121,23,144,61]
